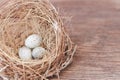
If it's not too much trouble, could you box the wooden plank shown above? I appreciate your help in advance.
[1,0,120,80]
[51,0,120,80]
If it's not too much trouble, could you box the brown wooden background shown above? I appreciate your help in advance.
[51,0,120,80]
[1,0,120,80]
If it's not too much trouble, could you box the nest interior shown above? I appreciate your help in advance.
[0,0,76,80]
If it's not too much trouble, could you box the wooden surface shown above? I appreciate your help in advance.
[1,0,120,80]
[51,0,120,80]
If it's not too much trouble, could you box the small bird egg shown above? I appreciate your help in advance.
[18,46,32,60]
[25,34,42,48]
[32,47,46,59]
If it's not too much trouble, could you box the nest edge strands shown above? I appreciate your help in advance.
[0,0,77,79]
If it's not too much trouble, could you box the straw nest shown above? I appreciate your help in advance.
[0,0,77,80]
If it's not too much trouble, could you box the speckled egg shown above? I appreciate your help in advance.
[18,46,32,60]
[25,34,42,48]
[32,47,46,59]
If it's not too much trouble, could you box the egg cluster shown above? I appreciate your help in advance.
[18,34,46,60]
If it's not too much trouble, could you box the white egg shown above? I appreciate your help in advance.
[18,46,32,60]
[25,34,42,48]
[32,47,46,59]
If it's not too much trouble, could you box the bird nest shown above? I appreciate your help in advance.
[0,0,77,80]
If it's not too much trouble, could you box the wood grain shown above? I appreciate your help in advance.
[1,0,120,80]
[51,0,120,80]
